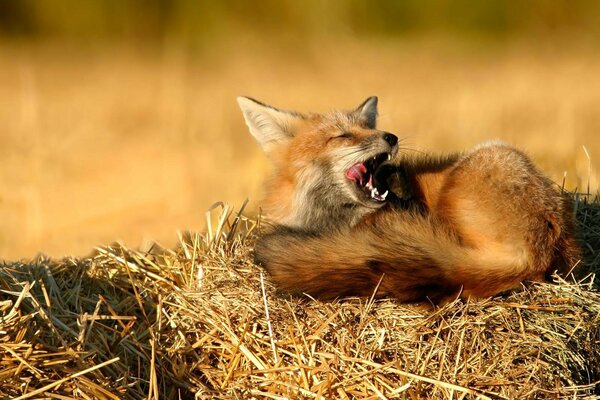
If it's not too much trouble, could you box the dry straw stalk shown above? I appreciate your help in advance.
[1,199,599,399]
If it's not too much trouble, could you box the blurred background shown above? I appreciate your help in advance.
[1,0,599,259]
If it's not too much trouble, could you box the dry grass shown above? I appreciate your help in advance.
[1,199,599,399]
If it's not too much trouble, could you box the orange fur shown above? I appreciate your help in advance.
[238,97,581,303]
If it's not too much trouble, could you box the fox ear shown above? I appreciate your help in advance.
[354,96,378,129]
[237,96,300,153]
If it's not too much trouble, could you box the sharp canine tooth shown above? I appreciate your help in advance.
[387,154,391,160]
[381,190,389,199]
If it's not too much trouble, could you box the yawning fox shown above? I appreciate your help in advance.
[238,96,580,303]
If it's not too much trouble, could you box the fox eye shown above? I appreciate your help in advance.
[335,132,353,139]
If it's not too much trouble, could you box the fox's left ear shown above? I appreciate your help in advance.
[354,96,378,129]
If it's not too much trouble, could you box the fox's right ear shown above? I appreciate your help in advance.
[354,96,378,129]
[237,97,300,153]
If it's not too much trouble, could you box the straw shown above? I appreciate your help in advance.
[1,199,599,399]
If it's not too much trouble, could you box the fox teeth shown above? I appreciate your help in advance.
[381,190,389,200]
[371,187,381,199]
[387,153,391,161]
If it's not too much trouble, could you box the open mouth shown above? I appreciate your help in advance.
[345,152,391,202]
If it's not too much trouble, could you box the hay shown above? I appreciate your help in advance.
[1,200,599,399]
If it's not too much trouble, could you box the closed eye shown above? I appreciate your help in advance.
[335,132,353,139]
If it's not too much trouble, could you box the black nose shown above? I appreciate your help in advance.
[383,132,398,147]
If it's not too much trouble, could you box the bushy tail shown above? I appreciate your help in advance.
[255,210,525,302]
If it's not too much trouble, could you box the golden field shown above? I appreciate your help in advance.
[1,38,599,259]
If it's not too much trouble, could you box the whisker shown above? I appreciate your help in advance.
[399,147,428,155]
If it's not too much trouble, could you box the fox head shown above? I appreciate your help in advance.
[238,96,399,231]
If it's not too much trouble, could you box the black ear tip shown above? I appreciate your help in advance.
[365,96,378,106]
[361,96,378,109]
[356,96,379,113]
[237,96,261,105]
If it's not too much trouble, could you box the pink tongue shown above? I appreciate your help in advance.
[345,163,367,182]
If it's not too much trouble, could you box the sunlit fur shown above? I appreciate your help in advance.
[239,97,581,303]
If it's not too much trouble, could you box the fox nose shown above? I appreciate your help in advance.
[383,132,398,147]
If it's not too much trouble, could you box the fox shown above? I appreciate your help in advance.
[237,96,581,303]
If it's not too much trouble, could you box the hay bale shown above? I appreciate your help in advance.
[1,201,599,399]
